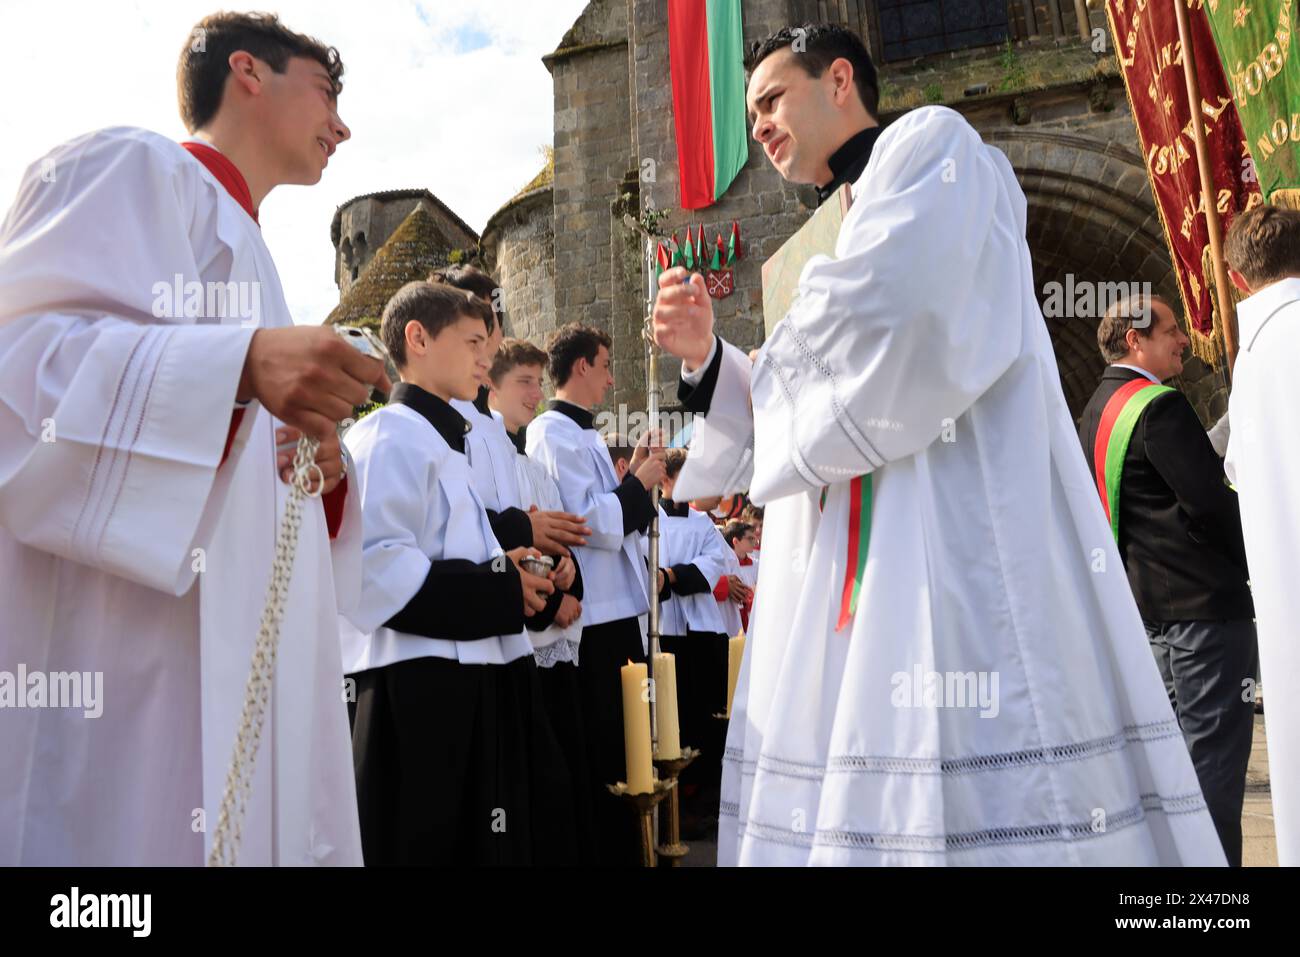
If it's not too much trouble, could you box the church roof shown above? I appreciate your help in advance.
[326,204,458,329]
[482,151,554,241]
[329,188,478,247]
[515,152,554,199]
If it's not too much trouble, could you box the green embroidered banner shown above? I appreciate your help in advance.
[1204,0,1300,204]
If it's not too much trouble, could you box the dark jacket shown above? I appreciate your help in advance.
[1077,366,1252,622]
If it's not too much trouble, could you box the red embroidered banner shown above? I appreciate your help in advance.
[1104,0,1262,363]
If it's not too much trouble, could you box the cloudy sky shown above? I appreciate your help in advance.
[0,0,588,324]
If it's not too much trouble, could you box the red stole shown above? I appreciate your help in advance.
[179,140,347,536]
[181,140,258,223]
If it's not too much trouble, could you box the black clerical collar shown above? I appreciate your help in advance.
[550,399,595,431]
[817,125,884,205]
[507,427,528,456]
[663,499,690,518]
[472,384,492,417]
[390,382,471,452]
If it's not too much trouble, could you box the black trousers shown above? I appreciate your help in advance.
[351,654,576,866]
[1145,618,1258,867]
[537,659,599,865]
[660,630,729,823]
[576,616,646,866]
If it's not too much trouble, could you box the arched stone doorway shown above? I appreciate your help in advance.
[987,128,1229,425]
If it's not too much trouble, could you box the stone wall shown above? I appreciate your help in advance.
[479,0,1225,430]
[950,77,1226,425]
[547,0,634,397]
[482,187,558,344]
[627,0,816,415]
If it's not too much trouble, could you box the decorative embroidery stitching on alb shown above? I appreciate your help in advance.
[759,352,828,489]
[783,318,885,471]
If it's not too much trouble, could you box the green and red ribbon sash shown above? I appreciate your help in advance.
[837,475,872,631]
[1093,379,1175,540]
[819,476,873,632]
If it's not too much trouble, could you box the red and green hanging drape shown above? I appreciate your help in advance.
[668,0,748,210]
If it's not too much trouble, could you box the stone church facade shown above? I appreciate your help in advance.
[330,0,1230,428]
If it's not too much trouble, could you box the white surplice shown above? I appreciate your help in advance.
[656,505,730,638]
[1225,277,1300,867]
[339,401,533,669]
[0,127,363,866]
[675,107,1223,865]
[513,439,583,667]
[452,398,524,512]
[526,409,649,627]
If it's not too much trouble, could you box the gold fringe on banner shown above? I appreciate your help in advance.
[1269,188,1300,210]
[1195,243,1246,369]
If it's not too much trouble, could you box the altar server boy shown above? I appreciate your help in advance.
[341,281,574,866]
[656,449,733,828]
[432,265,589,565]
[489,336,596,862]
[527,322,665,865]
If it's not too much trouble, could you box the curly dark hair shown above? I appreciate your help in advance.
[544,322,612,387]
[663,447,688,480]
[177,11,344,132]
[748,23,878,118]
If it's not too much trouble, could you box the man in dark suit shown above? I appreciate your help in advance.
[1078,293,1257,866]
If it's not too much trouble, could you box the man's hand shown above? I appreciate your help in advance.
[635,449,667,491]
[238,327,391,442]
[628,428,664,474]
[527,506,590,557]
[652,267,714,371]
[552,555,576,591]
[727,575,753,605]
[506,547,555,616]
[555,594,582,628]
[276,426,346,495]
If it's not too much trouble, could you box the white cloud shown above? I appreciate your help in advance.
[0,0,588,324]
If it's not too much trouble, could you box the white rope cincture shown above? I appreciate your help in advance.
[207,435,324,867]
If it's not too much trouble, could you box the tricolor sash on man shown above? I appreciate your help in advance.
[1104,0,1262,364]
[668,0,748,209]
[1203,0,1300,207]
[1093,379,1175,541]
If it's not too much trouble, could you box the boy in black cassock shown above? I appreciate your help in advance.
[341,281,573,865]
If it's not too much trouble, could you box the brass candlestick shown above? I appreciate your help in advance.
[607,778,675,867]
[654,746,700,866]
